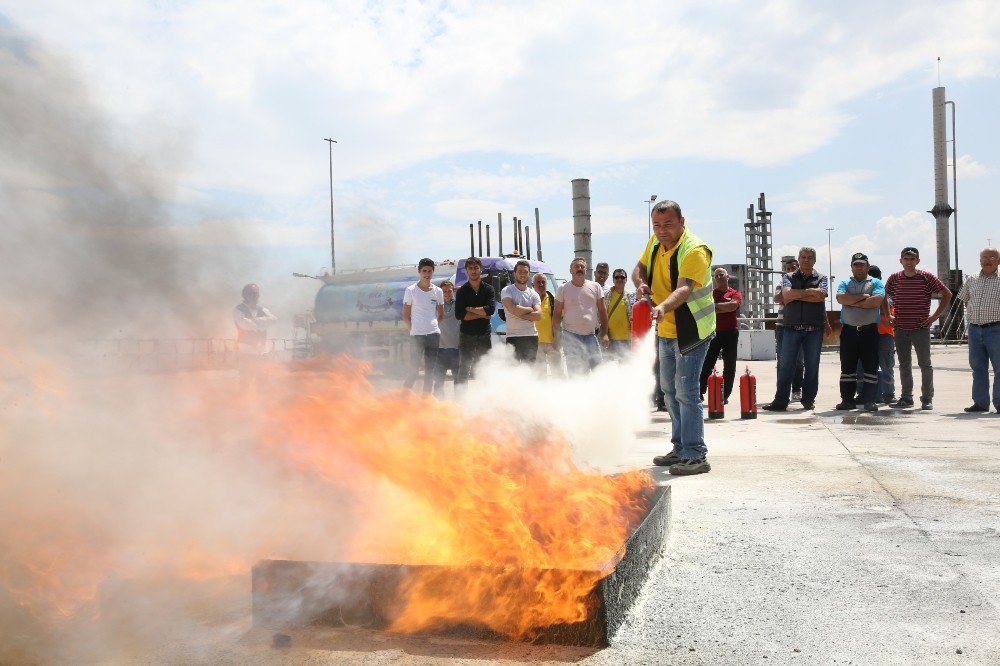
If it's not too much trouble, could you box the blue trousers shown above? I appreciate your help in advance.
[968,323,1000,409]
[658,336,712,460]
[772,327,823,406]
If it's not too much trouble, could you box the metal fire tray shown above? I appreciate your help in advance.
[252,482,669,647]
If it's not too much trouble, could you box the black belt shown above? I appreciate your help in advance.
[971,321,1000,328]
[841,323,877,331]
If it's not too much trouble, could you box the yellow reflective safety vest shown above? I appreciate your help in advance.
[644,230,716,354]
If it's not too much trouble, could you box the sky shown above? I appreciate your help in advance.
[1,0,998,335]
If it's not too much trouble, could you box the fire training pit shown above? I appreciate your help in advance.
[251,482,669,647]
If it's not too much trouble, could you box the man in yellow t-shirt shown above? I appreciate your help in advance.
[632,199,714,476]
[605,268,635,362]
[532,271,564,378]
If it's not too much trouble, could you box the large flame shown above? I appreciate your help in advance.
[0,353,651,647]
[265,356,652,639]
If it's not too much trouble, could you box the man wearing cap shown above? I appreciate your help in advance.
[835,253,885,411]
[958,247,1000,413]
[885,247,952,410]
[763,247,828,412]
[854,265,896,404]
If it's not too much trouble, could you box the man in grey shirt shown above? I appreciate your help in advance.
[835,253,885,411]
[501,260,542,363]
[435,280,461,395]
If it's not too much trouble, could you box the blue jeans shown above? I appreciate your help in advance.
[774,325,804,391]
[562,331,602,375]
[773,327,823,406]
[658,336,712,461]
[968,324,1000,409]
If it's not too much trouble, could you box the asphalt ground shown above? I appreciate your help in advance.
[214,345,999,665]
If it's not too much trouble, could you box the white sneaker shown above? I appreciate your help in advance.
[791,390,802,401]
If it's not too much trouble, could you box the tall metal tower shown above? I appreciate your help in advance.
[744,193,773,330]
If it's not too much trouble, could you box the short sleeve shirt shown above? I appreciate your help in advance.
[638,231,711,339]
[714,288,742,332]
[403,283,443,335]
[958,271,1000,325]
[555,280,604,336]
[837,277,885,326]
[500,284,541,337]
[885,270,947,330]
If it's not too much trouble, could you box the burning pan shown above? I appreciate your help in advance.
[252,482,669,647]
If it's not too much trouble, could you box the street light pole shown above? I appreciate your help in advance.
[645,194,657,236]
[324,138,338,275]
[825,227,834,311]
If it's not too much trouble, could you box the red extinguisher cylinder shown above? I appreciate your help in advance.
[740,366,757,419]
[707,367,725,419]
[631,297,654,351]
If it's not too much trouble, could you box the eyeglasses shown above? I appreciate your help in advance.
[614,275,626,280]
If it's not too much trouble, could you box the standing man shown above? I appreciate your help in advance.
[553,258,609,375]
[958,247,1000,413]
[762,247,829,411]
[853,265,896,404]
[699,267,742,404]
[434,280,461,395]
[533,271,564,377]
[402,258,444,393]
[774,258,805,402]
[632,200,716,476]
[835,253,884,411]
[454,257,496,385]
[605,268,636,362]
[594,262,611,293]
[885,247,952,410]
[233,283,278,391]
[501,260,541,363]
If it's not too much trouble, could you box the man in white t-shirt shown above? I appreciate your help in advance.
[501,260,542,363]
[402,258,444,393]
[552,257,609,375]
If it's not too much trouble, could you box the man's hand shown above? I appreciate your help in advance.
[600,333,610,350]
[651,303,666,324]
[637,283,651,297]
[922,314,939,328]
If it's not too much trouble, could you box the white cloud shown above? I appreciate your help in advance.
[776,170,882,215]
[956,154,990,179]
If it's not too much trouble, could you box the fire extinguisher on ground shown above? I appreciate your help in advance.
[707,367,725,419]
[740,366,757,419]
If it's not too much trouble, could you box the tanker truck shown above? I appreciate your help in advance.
[304,256,558,374]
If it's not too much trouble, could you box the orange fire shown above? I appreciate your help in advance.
[265,356,652,639]
[0,353,651,645]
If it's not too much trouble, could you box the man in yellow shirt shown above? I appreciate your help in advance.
[532,271,564,378]
[605,267,635,362]
[632,200,716,476]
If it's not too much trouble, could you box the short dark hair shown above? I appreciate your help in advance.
[440,280,454,289]
[612,268,627,279]
[418,258,435,270]
[465,256,482,269]
[514,259,530,272]
[595,262,609,270]
[651,199,682,219]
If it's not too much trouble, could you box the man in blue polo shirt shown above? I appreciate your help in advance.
[835,253,885,411]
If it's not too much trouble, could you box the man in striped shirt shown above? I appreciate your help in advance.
[958,247,1000,413]
[884,247,953,410]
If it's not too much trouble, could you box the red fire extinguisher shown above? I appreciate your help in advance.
[707,367,725,419]
[631,296,654,351]
[740,366,757,419]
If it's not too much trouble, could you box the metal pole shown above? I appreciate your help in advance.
[486,224,491,256]
[498,213,503,255]
[525,227,531,260]
[645,195,657,237]
[946,99,958,273]
[826,228,834,311]
[534,208,542,261]
[324,138,338,273]
[477,220,483,256]
[469,224,474,256]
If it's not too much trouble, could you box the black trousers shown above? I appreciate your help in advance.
[699,329,739,399]
[457,332,492,384]
[840,325,879,403]
[506,336,539,363]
